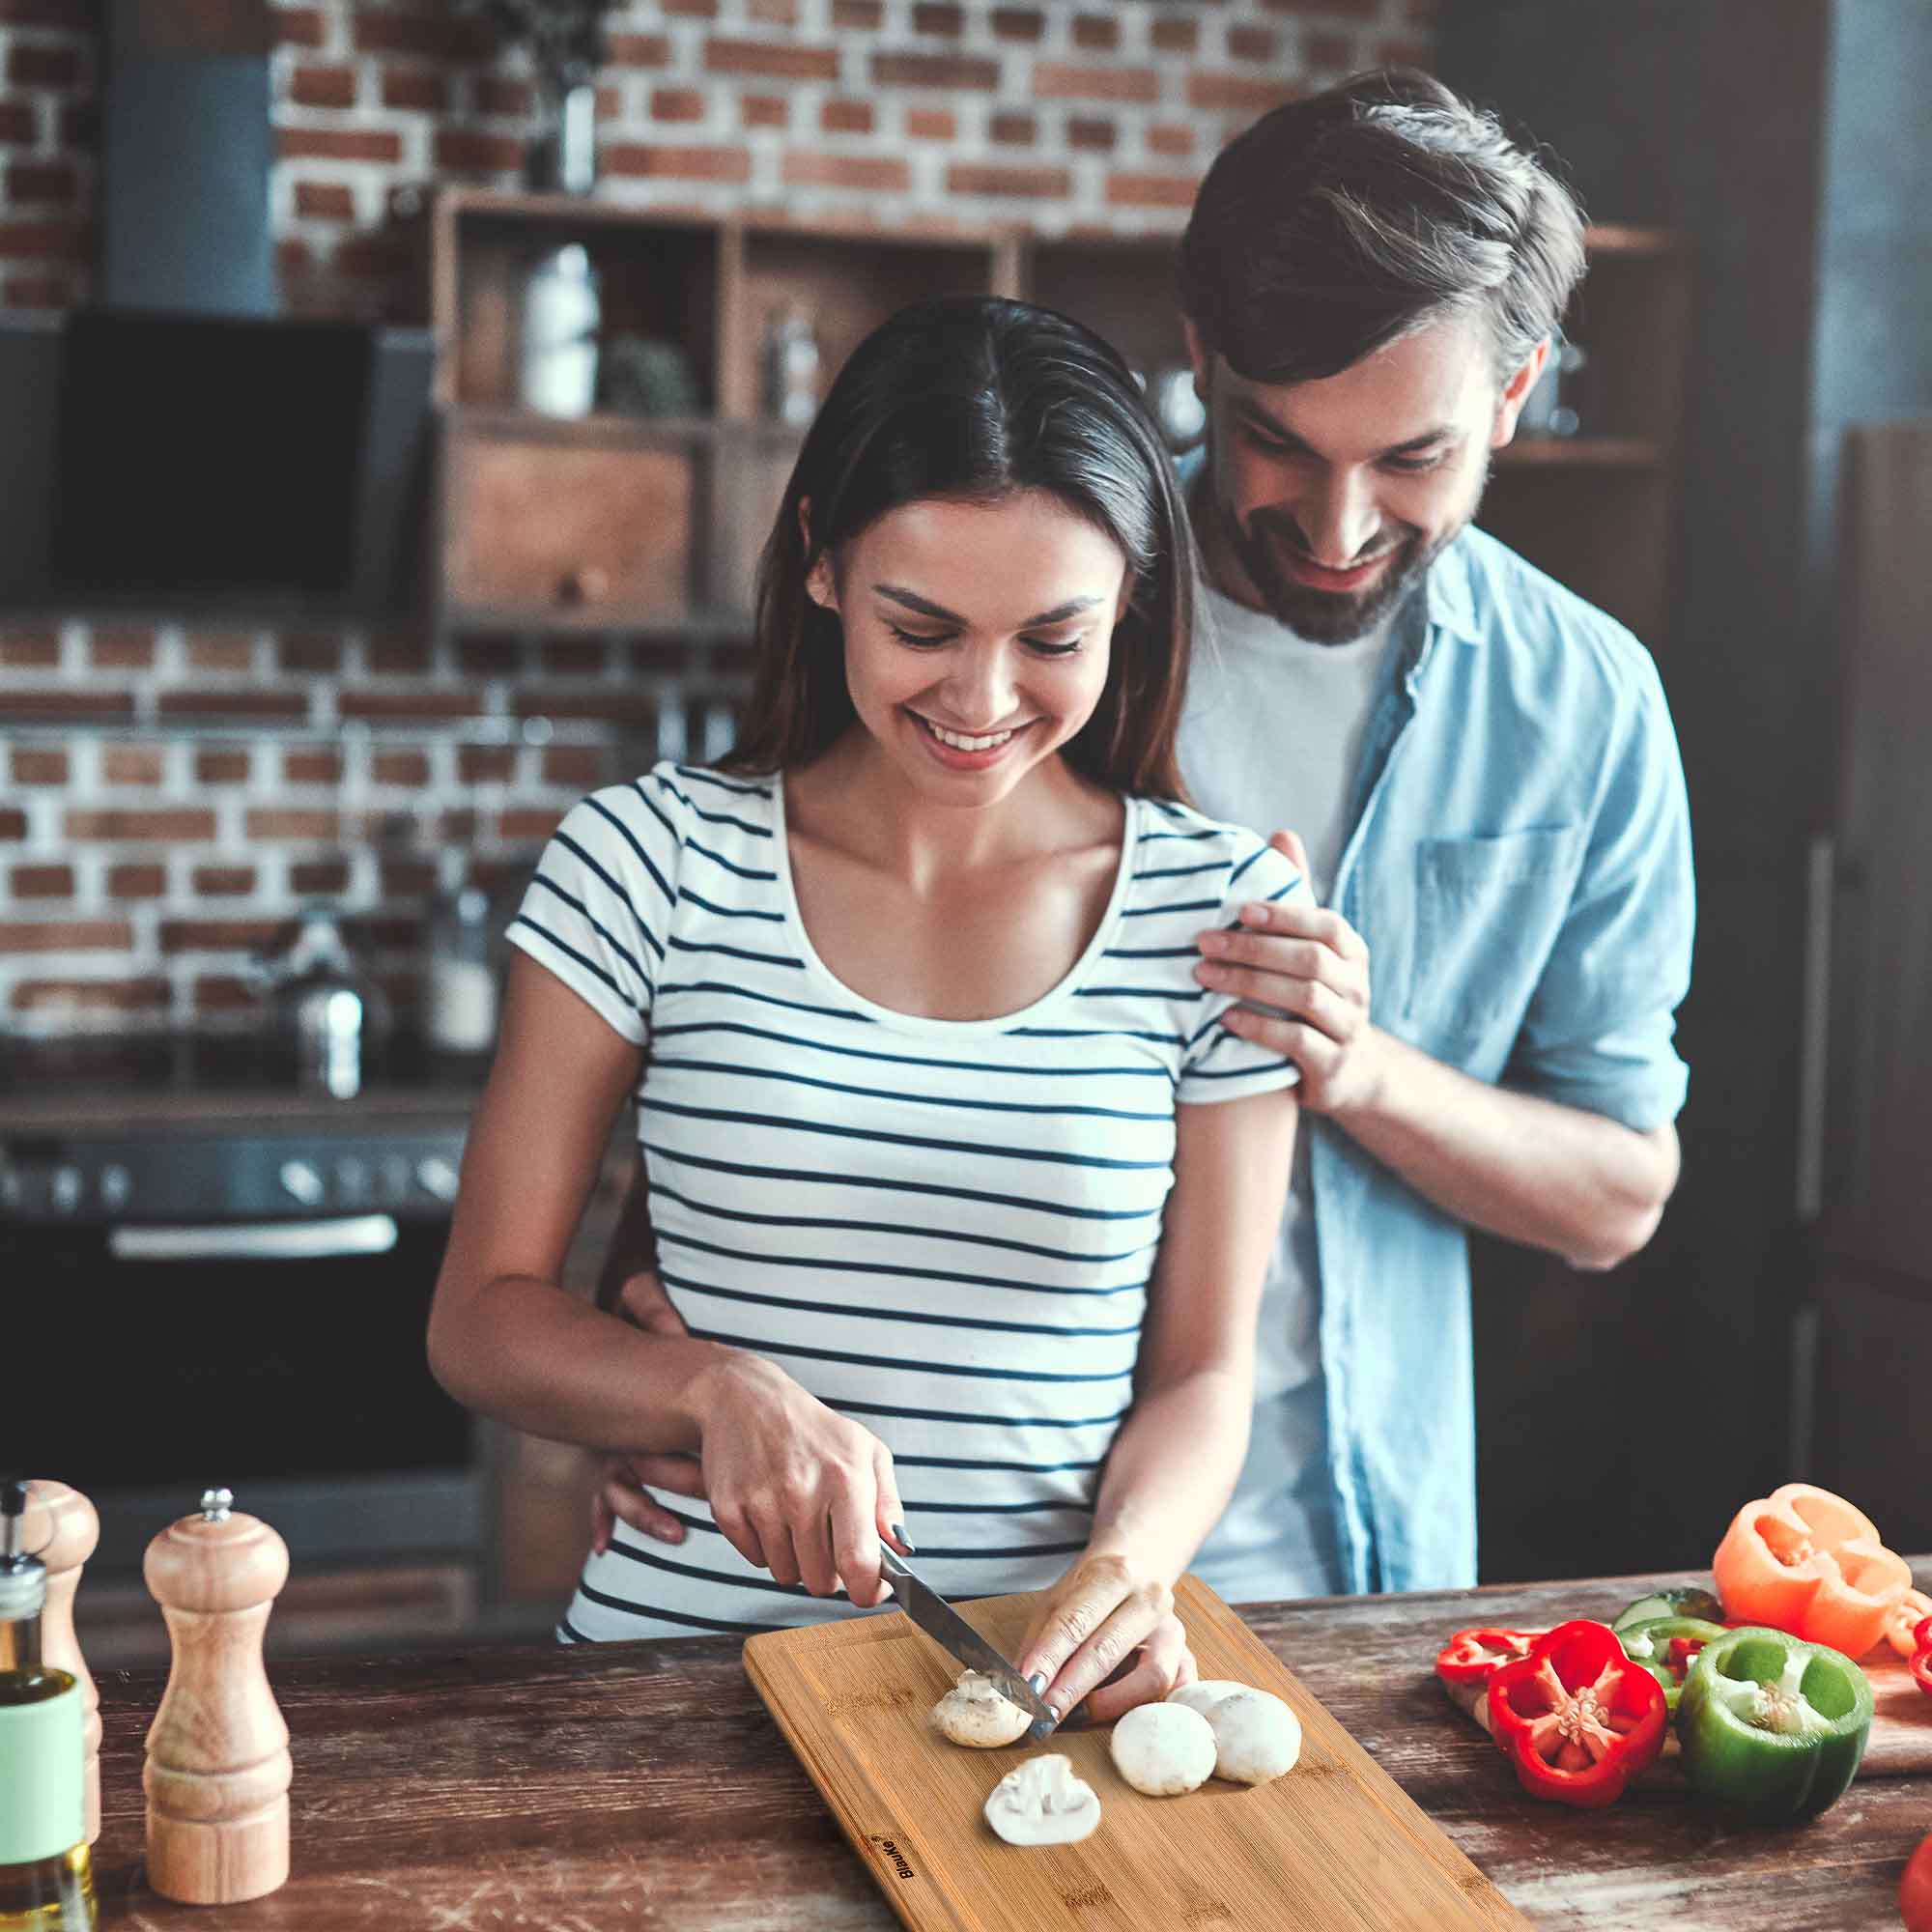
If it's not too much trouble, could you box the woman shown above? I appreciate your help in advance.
[427,296,1304,1727]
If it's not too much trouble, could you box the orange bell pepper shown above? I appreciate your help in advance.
[1711,1483,1910,1658]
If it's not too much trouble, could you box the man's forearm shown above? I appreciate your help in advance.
[1335,1029,1679,1270]
[430,1271,736,1453]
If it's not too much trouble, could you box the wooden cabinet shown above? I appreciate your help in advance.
[422,190,1021,636]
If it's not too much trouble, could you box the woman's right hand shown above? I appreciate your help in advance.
[691,1350,909,1609]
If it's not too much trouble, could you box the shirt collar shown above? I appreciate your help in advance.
[1425,533,1484,646]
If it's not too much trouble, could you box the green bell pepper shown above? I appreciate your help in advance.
[1677,1626,1873,1823]
[1616,1615,1727,1715]
[1611,1586,1724,1634]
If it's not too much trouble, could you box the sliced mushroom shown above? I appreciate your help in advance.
[1204,1688,1301,1784]
[982,1752,1101,1846]
[932,1669,1035,1747]
[1108,1701,1216,1796]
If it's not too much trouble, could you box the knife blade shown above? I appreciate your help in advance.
[879,1548,1059,1738]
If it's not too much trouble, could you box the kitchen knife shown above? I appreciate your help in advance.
[879,1548,1060,1739]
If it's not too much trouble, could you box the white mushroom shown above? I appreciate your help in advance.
[1164,1679,1251,1720]
[1203,1688,1301,1784]
[932,1669,1035,1747]
[1108,1701,1216,1796]
[982,1752,1101,1846]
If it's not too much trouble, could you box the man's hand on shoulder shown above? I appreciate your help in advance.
[1194,829,1389,1119]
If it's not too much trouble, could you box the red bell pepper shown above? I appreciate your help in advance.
[1435,1626,1550,1688]
[1912,1615,1932,1701]
[1486,1620,1668,1808]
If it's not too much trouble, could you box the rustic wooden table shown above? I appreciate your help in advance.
[87,1565,1930,1931]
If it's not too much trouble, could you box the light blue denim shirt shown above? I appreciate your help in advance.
[1198,523,1694,1594]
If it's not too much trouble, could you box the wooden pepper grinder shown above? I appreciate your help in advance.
[143,1488,292,1905]
[22,1480,101,1847]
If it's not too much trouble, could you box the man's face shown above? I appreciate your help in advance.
[1185,313,1545,643]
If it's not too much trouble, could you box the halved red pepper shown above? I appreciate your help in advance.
[1912,1615,1932,1701]
[1487,1620,1668,1808]
[1435,1626,1550,1688]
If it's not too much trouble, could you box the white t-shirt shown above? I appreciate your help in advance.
[1178,583,1398,1604]
[510,761,1309,1639]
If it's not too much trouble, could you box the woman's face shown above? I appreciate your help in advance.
[807,489,1131,808]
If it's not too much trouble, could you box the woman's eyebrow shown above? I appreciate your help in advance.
[873,584,1105,626]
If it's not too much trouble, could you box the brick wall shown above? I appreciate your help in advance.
[0,0,1434,1037]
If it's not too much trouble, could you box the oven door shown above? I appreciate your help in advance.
[12,1214,471,1497]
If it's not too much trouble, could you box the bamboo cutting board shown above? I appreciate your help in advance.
[744,1573,1531,1932]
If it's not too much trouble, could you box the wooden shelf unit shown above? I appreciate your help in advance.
[422,195,1688,644]
[1479,224,1690,641]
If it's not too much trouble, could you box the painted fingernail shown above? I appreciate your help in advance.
[892,1522,914,1553]
[1027,1671,1048,1695]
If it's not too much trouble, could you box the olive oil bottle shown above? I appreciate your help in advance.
[0,1481,93,1931]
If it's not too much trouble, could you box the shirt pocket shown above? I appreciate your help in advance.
[1410,825,1585,1048]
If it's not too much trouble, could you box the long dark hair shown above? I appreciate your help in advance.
[718,296,1195,804]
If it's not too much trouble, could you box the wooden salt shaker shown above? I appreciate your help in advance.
[143,1488,292,1905]
[21,1479,101,1846]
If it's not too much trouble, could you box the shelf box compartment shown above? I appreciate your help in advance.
[724,226,1009,421]
[441,413,700,628]
[443,202,721,415]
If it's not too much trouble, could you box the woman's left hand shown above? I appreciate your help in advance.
[1012,1547,1197,1726]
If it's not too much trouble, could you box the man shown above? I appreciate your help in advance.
[586,68,1693,1600]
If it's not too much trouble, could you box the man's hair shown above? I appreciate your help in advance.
[1178,68,1587,387]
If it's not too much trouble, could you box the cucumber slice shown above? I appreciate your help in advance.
[1613,1585,1723,1632]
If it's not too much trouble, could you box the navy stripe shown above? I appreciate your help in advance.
[571,1590,788,1636]
[893,1452,1106,1472]
[647,1098,1172,1171]
[1134,859,1224,881]
[661,1256,1146,1321]
[645,1178,1158,1265]
[1120,897,1218,919]
[1228,843,1268,889]
[651,1055,1170,1122]
[674,889,785,923]
[658,781,773,840]
[832,1397,1130,1430]
[664,936,804,970]
[1103,945,1199,960]
[509,913,644,1018]
[1184,1055,1296,1083]
[553,829,667,961]
[631,780,681,852]
[674,765,774,800]
[1074,985,1208,1003]
[586,1554,810,1607]
[584,795,677,912]
[681,1324,1137,1383]
[686,836,776,882]
[649,1017,1167,1081]
[640,1138,1162,1222]
[1263,876,1299,903]
[658,979,875,1025]
[526,871,661,982]
[1009,1024,1186,1046]
[1138,826,1220,844]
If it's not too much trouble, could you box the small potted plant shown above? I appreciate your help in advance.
[461,0,614,191]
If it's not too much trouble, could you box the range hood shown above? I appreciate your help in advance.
[0,0,434,617]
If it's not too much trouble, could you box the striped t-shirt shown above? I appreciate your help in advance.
[507,759,1307,1642]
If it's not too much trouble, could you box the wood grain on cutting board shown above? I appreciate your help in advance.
[744,1572,1531,1932]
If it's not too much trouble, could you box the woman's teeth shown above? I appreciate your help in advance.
[922,718,1018,753]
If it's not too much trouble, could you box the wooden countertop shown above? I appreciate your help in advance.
[87,1564,1930,1931]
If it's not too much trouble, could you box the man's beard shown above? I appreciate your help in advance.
[1218,452,1491,645]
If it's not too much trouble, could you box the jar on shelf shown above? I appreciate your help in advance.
[425,881,499,1058]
